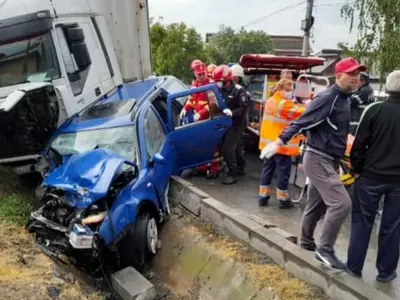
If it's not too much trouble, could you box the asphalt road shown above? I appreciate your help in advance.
[187,150,399,299]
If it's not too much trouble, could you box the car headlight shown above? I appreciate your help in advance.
[69,224,94,249]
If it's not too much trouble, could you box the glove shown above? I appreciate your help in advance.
[179,109,186,119]
[194,113,200,121]
[259,139,283,160]
[223,108,233,117]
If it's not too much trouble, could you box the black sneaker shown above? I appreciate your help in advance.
[377,271,397,282]
[314,249,346,269]
[279,200,294,209]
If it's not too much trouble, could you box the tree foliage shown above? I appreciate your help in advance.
[150,21,273,82]
[341,0,400,79]
[150,20,208,83]
[207,25,273,64]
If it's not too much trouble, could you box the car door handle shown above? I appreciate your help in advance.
[95,87,101,96]
[215,124,227,130]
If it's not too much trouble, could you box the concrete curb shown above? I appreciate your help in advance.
[170,176,393,300]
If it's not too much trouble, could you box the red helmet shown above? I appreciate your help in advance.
[190,59,203,70]
[207,64,217,78]
[212,65,232,82]
[193,63,207,76]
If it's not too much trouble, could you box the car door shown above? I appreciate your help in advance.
[166,84,232,171]
[139,102,174,212]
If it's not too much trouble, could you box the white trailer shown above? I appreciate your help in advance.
[0,0,152,175]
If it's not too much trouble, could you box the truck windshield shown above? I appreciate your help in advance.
[0,32,60,87]
[50,126,137,163]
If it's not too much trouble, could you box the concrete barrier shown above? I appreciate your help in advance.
[170,176,393,300]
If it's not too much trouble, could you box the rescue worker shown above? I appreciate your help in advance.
[270,69,294,95]
[213,65,249,184]
[258,79,305,208]
[207,64,217,81]
[231,63,250,175]
[347,70,400,282]
[261,57,366,269]
[180,62,220,178]
[349,72,375,134]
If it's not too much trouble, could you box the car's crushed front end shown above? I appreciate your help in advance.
[26,148,138,271]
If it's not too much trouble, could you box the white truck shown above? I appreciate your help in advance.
[0,0,151,175]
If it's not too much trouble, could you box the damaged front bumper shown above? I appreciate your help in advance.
[27,207,98,263]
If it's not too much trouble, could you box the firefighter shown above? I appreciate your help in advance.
[180,61,220,178]
[207,64,217,81]
[258,79,305,208]
[213,65,249,184]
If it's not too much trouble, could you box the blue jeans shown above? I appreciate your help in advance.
[259,154,292,201]
[347,176,400,277]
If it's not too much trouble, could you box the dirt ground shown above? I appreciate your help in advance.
[0,169,105,300]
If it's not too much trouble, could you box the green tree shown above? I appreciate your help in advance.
[341,0,400,80]
[206,25,273,64]
[150,21,208,83]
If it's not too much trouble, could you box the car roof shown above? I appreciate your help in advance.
[58,76,179,133]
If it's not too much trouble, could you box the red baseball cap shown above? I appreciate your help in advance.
[335,57,366,74]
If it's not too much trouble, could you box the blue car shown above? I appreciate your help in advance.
[27,79,231,272]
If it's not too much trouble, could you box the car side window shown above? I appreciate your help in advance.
[176,88,224,129]
[144,106,167,158]
[163,78,188,106]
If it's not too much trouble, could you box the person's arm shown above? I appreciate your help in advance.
[231,90,249,118]
[278,92,334,144]
[350,102,381,174]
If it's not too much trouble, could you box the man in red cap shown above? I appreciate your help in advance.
[260,57,366,269]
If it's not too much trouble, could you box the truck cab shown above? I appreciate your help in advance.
[0,0,151,175]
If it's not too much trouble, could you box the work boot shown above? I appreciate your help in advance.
[222,175,238,185]
[259,196,270,207]
[279,199,294,209]
[377,271,397,283]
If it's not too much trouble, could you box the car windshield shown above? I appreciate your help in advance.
[0,32,60,87]
[50,126,137,163]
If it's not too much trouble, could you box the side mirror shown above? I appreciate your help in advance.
[67,27,91,70]
[151,153,166,165]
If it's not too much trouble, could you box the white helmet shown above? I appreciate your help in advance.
[231,64,244,78]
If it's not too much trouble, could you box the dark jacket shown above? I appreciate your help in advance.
[221,82,249,127]
[350,93,400,183]
[279,84,351,158]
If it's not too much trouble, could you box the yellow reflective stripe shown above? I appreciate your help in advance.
[277,189,289,200]
[259,138,299,149]
[198,100,208,105]
[259,185,271,197]
[276,100,286,118]
[262,114,291,125]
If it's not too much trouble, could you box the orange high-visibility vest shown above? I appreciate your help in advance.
[259,91,306,156]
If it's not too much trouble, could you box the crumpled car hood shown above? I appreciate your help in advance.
[43,149,127,209]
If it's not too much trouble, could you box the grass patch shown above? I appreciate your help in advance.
[0,193,34,225]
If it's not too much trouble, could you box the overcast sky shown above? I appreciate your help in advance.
[148,0,359,51]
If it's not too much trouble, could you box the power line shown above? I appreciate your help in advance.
[239,0,307,30]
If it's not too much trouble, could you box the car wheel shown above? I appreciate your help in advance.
[118,211,158,270]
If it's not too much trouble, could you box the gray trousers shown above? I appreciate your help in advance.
[301,151,351,252]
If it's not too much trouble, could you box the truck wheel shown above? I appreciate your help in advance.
[118,211,158,270]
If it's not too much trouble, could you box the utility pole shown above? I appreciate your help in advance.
[301,0,314,56]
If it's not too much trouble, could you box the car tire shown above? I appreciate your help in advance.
[118,211,158,270]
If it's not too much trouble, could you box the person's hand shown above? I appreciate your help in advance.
[223,108,233,117]
[194,113,200,121]
[179,109,187,119]
[260,139,283,159]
